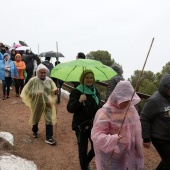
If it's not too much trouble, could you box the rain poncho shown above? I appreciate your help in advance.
[20,64,57,125]
[0,53,19,80]
[91,81,144,170]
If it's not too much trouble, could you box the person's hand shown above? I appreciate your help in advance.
[5,66,9,70]
[79,94,87,103]
[143,142,151,149]
[118,135,123,141]
[54,88,59,94]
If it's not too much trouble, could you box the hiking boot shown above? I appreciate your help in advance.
[45,138,56,145]
[32,132,39,138]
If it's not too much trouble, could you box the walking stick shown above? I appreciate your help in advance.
[55,41,59,140]
[56,41,58,107]
[105,37,155,170]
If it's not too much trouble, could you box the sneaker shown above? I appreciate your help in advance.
[45,138,56,145]
[6,96,9,98]
[32,132,39,138]
[10,87,12,89]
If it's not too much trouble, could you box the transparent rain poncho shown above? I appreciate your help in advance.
[91,81,144,170]
[20,64,57,125]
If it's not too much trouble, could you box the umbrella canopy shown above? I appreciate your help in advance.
[15,46,31,51]
[39,51,64,58]
[50,59,117,82]
[13,44,22,48]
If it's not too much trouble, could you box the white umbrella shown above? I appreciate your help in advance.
[15,46,31,51]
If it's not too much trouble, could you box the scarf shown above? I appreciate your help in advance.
[76,84,99,105]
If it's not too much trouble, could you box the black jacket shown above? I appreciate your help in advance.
[140,74,170,142]
[67,88,101,130]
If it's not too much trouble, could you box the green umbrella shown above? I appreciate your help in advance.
[50,59,117,82]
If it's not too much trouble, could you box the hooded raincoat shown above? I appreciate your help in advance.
[20,64,57,125]
[0,53,19,80]
[91,81,144,170]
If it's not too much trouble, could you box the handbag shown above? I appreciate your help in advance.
[78,119,93,132]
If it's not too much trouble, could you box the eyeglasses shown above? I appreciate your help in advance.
[39,72,46,74]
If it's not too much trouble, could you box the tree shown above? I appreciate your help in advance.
[130,70,158,112]
[130,70,156,90]
[161,61,170,75]
[86,50,115,66]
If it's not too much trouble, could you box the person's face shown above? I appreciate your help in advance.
[84,73,94,86]
[1,47,5,51]
[4,55,8,60]
[15,55,21,61]
[38,68,47,79]
[12,50,15,54]
[119,101,130,109]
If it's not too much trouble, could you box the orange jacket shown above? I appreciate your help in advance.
[14,54,26,79]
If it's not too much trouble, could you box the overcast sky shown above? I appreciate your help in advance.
[1,0,170,79]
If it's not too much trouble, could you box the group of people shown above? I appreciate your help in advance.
[67,53,170,170]
[0,42,62,145]
[0,43,40,99]
[1,42,170,170]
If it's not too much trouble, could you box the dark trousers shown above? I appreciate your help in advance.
[55,79,64,103]
[151,137,170,170]
[14,78,25,94]
[32,123,53,139]
[75,129,95,170]
[25,69,33,84]
[2,77,12,96]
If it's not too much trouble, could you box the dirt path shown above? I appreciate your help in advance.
[0,85,160,170]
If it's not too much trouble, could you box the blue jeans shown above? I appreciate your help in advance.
[151,137,170,170]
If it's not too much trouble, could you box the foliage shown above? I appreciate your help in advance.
[86,50,114,66]
[129,61,170,111]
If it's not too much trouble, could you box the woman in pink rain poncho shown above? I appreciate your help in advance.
[91,81,144,170]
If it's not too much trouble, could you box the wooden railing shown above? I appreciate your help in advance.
[63,82,150,104]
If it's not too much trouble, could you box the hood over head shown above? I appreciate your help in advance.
[105,80,140,108]
[158,74,170,97]
[3,53,10,59]
[15,53,22,61]
[37,63,48,72]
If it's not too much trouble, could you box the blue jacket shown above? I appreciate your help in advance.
[0,52,3,60]
[0,53,19,80]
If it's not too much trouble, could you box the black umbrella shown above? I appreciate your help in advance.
[19,40,29,47]
[39,51,64,58]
